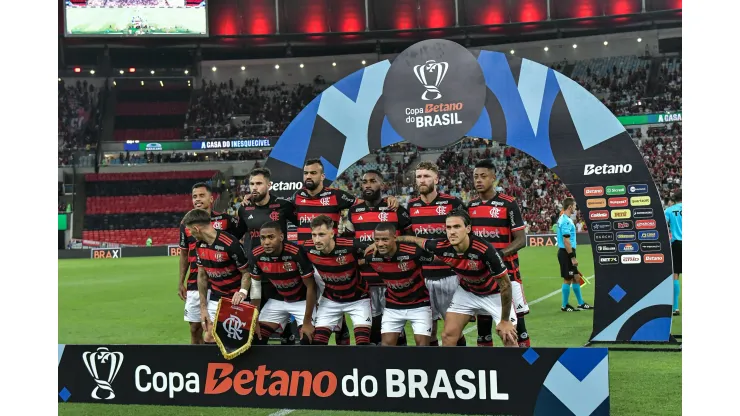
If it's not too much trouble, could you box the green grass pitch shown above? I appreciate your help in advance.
[58,246,681,415]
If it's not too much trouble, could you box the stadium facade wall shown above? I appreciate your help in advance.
[58,160,261,176]
[200,28,677,85]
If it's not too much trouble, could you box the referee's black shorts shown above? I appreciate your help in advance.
[558,248,580,279]
[671,240,682,274]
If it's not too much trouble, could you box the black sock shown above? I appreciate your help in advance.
[253,323,274,345]
[354,327,371,345]
[370,315,383,345]
[312,327,332,345]
[396,327,408,346]
[300,333,312,345]
[336,317,351,345]
[476,315,494,347]
[456,336,467,346]
[517,317,530,347]
[280,321,297,345]
[429,339,439,346]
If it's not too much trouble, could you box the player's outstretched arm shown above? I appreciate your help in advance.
[395,235,428,248]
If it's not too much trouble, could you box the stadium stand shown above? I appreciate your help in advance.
[58,79,103,167]
[112,79,191,142]
[82,171,220,245]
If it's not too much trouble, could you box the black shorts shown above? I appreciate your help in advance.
[558,248,580,279]
[671,240,682,274]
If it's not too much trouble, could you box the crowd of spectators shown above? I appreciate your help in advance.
[184,78,325,140]
[58,80,102,166]
[101,150,266,166]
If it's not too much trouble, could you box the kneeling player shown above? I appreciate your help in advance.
[182,209,251,340]
[365,223,434,346]
[304,215,372,345]
[248,222,318,344]
[382,211,518,346]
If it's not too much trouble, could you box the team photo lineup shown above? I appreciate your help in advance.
[178,156,644,349]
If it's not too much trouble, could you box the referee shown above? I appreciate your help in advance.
[664,189,682,316]
[556,198,593,312]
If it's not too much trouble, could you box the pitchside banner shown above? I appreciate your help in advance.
[263,39,673,343]
[59,344,609,415]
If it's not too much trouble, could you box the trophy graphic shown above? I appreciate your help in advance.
[413,60,449,101]
[82,347,124,400]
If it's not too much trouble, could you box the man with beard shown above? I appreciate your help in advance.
[238,167,299,344]
[407,161,466,346]
[303,215,372,345]
[345,170,413,345]
[467,159,530,347]
[367,211,518,347]
[178,182,245,344]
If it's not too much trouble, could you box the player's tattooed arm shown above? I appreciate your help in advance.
[197,267,209,314]
[501,229,525,257]
[395,235,427,247]
[496,274,513,322]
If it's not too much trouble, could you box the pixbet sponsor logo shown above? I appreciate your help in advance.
[616,231,636,241]
[610,209,631,219]
[594,232,614,242]
[621,254,642,264]
[591,221,611,231]
[635,220,656,230]
[608,197,628,208]
[599,255,619,265]
[638,230,660,241]
[630,196,651,206]
[583,186,604,197]
[586,198,607,208]
[640,242,662,252]
[618,243,639,253]
[605,185,626,195]
[628,184,648,194]
[589,210,609,220]
[632,208,654,218]
[596,243,617,253]
[132,362,511,400]
[644,254,665,264]
[583,163,633,175]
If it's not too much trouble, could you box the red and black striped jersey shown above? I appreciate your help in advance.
[467,193,525,280]
[250,242,314,302]
[238,195,297,255]
[422,235,508,297]
[407,193,463,279]
[195,231,249,302]
[179,211,243,291]
[364,243,434,309]
[303,238,369,303]
[291,187,355,245]
[347,197,412,286]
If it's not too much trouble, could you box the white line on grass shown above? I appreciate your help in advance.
[267,409,295,416]
[462,275,594,335]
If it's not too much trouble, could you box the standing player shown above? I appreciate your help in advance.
[556,198,592,312]
[407,161,465,346]
[304,215,372,345]
[664,189,682,316]
[346,170,413,345]
[238,167,299,344]
[180,209,251,339]
[365,223,434,346]
[468,160,530,347]
[371,211,518,346]
[178,182,245,344]
[248,222,318,345]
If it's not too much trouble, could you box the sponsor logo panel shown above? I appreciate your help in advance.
[628,184,648,194]
[608,197,628,207]
[610,209,631,219]
[584,186,604,197]
[630,196,651,206]
[586,198,607,208]
[621,254,642,264]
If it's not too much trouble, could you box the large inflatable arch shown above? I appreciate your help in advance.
[264,39,673,343]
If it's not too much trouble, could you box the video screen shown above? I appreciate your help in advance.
[64,1,208,37]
